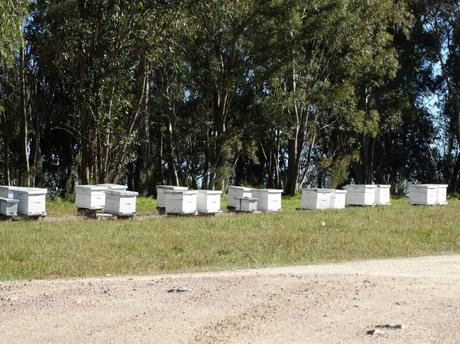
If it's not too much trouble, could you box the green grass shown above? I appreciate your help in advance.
[1,197,460,280]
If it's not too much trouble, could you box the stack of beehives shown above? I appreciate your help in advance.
[227,186,283,213]
[158,185,223,216]
[0,186,48,218]
[75,184,138,217]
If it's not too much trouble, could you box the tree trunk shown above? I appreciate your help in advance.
[167,119,179,186]
[286,132,299,196]
[19,43,30,186]
[2,133,11,186]
[212,87,228,191]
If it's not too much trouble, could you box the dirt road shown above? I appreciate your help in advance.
[1,255,459,343]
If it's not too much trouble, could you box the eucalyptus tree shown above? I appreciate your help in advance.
[184,0,258,190]
[0,0,29,186]
[254,0,410,194]
[428,0,460,191]
[29,0,185,189]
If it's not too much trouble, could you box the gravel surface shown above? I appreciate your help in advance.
[1,255,459,343]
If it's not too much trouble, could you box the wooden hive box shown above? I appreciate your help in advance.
[156,185,188,208]
[329,190,347,209]
[301,189,333,210]
[344,185,377,206]
[104,190,138,216]
[436,185,448,205]
[409,184,445,206]
[251,189,282,212]
[0,197,19,217]
[375,185,391,205]
[165,190,197,215]
[235,197,258,212]
[75,185,108,210]
[197,190,222,214]
[227,186,253,209]
[12,187,47,216]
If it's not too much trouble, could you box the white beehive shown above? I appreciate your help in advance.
[165,190,197,215]
[75,185,107,209]
[437,185,448,205]
[104,190,138,216]
[409,184,445,205]
[235,197,258,212]
[344,185,377,206]
[0,185,17,198]
[227,186,253,209]
[251,189,282,212]
[301,189,333,210]
[197,190,222,214]
[156,185,188,208]
[376,185,391,205]
[13,187,47,216]
[330,190,347,209]
[0,197,19,217]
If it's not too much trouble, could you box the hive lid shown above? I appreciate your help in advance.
[344,184,377,189]
[105,190,139,196]
[252,189,283,193]
[164,190,197,195]
[76,185,108,191]
[332,189,347,194]
[157,185,188,190]
[228,186,253,191]
[377,184,391,188]
[303,188,333,193]
[409,184,439,189]
[0,197,19,203]
[12,187,48,195]
[96,184,128,190]
[197,190,222,195]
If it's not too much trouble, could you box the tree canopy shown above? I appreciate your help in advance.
[0,0,459,196]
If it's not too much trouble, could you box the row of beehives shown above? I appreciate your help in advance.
[0,182,450,219]
[75,184,138,216]
[301,184,449,209]
[157,185,283,214]
[0,186,48,217]
[301,185,391,209]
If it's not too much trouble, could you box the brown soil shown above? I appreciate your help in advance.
[1,255,459,343]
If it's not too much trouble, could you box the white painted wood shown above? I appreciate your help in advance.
[409,184,446,205]
[11,187,47,216]
[96,184,128,191]
[0,197,19,216]
[344,185,377,206]
[156,185,188,208]
[75,185,107,209]
[197,190,222,214]
[251,189,282,212]
[437,185,448,205]
[104,190,138,215]
[375,185,391,205]
[0,186,16,198]
[227,186,253,208]
[330,190,347,209]
[165,190,197,215]
[235,197,258,212]
[301,189,333,210]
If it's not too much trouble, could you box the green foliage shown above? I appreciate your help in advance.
[0,0,27,67]
[0,0,458,193]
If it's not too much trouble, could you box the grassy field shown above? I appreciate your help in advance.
[1,196,460,280]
